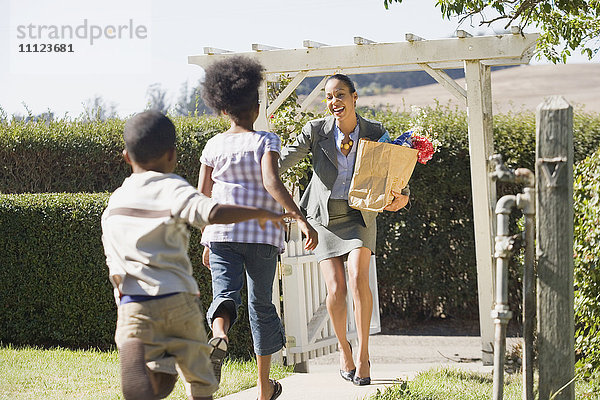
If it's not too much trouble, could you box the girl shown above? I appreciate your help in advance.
[198,55,318,400]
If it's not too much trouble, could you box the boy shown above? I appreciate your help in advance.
[101,110,291,400]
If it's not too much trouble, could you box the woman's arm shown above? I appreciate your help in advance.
[262,151,318,251]
[279,122,313,174]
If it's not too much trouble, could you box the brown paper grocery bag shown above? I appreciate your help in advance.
[348,139,418,212]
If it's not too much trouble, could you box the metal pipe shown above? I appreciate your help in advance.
[516,169,536,400]
[492,195,516,400]
[490,156,536,400]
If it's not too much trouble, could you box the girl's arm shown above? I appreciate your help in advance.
[198,163,214,268]
[262,151,318,251]
[198,163,214,197]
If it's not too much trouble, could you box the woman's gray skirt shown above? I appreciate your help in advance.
[310,199,376,263]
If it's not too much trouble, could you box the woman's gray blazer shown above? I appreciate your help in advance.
[279,114,386,228]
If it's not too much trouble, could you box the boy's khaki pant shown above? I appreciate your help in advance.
[115,292,218,398]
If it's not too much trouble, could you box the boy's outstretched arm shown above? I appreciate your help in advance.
[207,204,290,228]
[261,151,318,251]
[197,162,291,268]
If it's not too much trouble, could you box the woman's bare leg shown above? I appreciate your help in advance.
[347,247,373,379]
[319,256,355,373]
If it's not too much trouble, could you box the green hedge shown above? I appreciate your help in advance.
[0,115,228,193]
[1,108,600,350]
[371,106,600,319]
[0,193,114,347]
[0,193,254,358]
[372,107,477,318]
[574,148,600,385]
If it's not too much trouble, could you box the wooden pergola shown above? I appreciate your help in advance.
[189,30,539,364]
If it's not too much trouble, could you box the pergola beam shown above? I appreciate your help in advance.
[303,40,328,49]
[262,57,529,81]
[266,71,308,118]
[299,76,328,114]
[202,47,232,55]
[189,34,539,74]
[252,43,282,52]
[354,36,377,45]
[419,62,467,104]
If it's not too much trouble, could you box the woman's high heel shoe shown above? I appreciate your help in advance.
[339,341,355,382]
[352,360,371,386]
[352,375,371,386]
[340,368,356,382]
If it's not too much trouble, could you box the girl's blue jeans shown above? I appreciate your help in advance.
[206,242,285,356]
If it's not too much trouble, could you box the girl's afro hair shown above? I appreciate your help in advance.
[202,55,265,118]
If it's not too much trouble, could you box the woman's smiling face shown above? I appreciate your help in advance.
[325,78,358,122]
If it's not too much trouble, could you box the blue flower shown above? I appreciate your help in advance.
[392,130,413,147]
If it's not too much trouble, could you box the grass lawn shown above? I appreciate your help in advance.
[0,345,293,399]
[365,366,599,400]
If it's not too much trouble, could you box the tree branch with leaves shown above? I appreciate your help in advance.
[384,0,600,63]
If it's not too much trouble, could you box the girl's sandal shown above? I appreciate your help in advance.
[257,379,282,400]
[208,336,228,384]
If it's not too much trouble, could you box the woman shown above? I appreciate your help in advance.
[279,74,409,386]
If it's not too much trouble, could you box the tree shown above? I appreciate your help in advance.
[173,80,209,116]
[81,95,118,121]
[383,0,600,63]
[145,83,170,114]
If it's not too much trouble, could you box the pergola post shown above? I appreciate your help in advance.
[464,60,496,364]
[256,80,270,131]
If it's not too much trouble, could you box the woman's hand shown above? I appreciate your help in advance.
[297,218,318,251]
[384,190,409,212]
[202,247,211,269]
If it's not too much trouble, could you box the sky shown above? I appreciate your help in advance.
[0,0,597,119]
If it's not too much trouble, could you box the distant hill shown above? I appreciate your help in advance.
[356,64,600,113]
[296,66,513,95]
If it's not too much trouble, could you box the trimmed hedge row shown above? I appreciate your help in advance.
[574,149,600,384]
[0,193,254,358]
[0,115,228,193]
[1,107,600,350]
[373,106,600,319]
[0,194,114,347]
[3,108,599,195]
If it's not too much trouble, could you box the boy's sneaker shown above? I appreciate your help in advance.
[208,337,228,383]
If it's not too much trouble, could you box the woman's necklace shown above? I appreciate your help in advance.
[341,139,354,150]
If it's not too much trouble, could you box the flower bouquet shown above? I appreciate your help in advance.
[379,107,439,164]
[349,107,439,212]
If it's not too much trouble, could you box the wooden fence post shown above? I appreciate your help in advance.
[536,96,575,400]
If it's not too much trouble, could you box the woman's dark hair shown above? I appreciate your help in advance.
[202,55,265,122]
[325,74,356,93]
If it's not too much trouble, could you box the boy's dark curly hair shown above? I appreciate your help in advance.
[202,55,265,123]
[123,110,175,164]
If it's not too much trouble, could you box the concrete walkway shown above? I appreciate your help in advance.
[219,334,519,400]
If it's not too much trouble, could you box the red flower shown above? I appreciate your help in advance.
[412,136,434,164]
